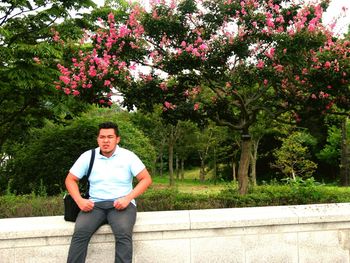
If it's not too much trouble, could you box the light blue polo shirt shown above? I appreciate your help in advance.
[70,146,145,204]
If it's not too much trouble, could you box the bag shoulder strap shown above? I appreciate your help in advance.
[84,149,95,196]
[86,148,95,179]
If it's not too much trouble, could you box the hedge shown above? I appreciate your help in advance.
[2,184,350,218]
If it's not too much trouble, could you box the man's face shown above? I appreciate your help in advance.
[97,128,120,157]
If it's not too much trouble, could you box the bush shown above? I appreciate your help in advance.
[0,194,63,218]
[2,183,350,219]
[1,107,156,195]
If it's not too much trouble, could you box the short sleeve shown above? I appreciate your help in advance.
[129,152,146,177]
[69,150,91,179]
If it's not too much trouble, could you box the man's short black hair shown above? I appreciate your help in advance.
[98,122,119,136]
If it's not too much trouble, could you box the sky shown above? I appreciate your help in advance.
[322,0,350,36]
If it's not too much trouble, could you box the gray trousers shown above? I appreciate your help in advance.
[67,201,137,263]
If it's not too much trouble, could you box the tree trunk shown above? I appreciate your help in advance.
[175,154,179,180]
[180,158,185,180]
[249,154,256,186]
[152,158,157,176]
[168,127,175,186]
[340,117,350,186]
[213,148,217,183]
[232,161,236,181]
[250,138,260,186]
[159,152,164,177]
[238,135,251,195]
[199,158,205,182]
[249,138,259,186]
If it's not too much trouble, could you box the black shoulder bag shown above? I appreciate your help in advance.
[63,149,95,222]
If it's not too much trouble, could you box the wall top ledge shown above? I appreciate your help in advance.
[1,203,350,240]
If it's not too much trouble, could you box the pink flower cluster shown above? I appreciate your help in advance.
[56,9,147,104]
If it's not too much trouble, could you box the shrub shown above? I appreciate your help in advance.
[2,183,350,218]
[1,107,156,195]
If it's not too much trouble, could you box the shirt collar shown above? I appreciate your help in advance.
[97,145,119,159]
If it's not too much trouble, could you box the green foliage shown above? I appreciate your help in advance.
[0,0,97,151]
[2,181,350,218]
[317,117,350,167]
[272,131,318,179]
[0,194,63,219]
[0,107,156,195]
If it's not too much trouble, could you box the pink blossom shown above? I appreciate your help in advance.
[119,25,130,37]
[308,23,316,32]
[152,10,159,19]
[324,61,331,69]
[160,82,167,91]
[266,18,275,28]
[59,76,70,85]
[274,64,284,72]
[72,90,80,96]
[88,66,97,77]
[195,37,203,44]
[33,57,41,64]
[325,101,334,110]
[192,48,201,57]
[130,42,139,49]
[129,64,137,70]
[257,60,264,69]
[185,44,193,52]
[52,30,60,42]
[199,43,207,50]
[319,91,329,98]
[108,13,114,23]
[64,88,71,95]
[265,48,275,59]
[194,103,199,111]
[164,101,176,110]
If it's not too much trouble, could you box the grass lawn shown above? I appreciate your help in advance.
[150,168,227,194]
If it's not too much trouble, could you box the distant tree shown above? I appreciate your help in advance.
[174,121,198,180]
[131,110,168,176]
[272,131,318,180]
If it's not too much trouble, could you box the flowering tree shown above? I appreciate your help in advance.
[0,0,97,153]
[56,0,350,194]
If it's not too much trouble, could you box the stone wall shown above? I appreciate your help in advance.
[1,203,350,262]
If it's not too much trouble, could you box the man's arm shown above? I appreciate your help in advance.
[114,168,152,210]
[65,173,94,212]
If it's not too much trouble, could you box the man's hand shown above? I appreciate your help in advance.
[77,197,94,212]
[65,173,94,212]
[114,197,131,210]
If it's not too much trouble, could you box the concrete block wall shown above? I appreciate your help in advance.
[1,203,350,262]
